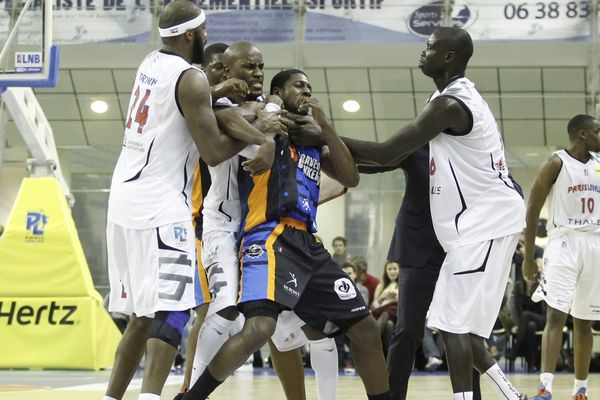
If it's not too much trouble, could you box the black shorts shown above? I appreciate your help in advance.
[239,219,370,334]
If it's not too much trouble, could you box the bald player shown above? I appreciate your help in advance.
[102,2,272,400]
[340,27,527,400]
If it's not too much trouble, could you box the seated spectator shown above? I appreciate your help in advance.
[351,256,380,306]
[506,235,546,371]
[507,278,546,372]
[486,280,517,361]
[370,261,399,357]
[342,262,369,304]
[422,325,444,372]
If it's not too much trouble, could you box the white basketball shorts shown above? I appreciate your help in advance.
[532,232,600,320]
[202,230,240,318]
[107,221,196,317]
[427,233,520,338]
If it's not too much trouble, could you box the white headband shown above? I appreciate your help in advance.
[158,11,205,38]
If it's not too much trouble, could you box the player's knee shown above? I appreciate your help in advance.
[573,317,592,332]
[148,310,190,349]
[245,315,277,338]
[546,307,568,326]
[128,314,153,331]
[344,315,379,343]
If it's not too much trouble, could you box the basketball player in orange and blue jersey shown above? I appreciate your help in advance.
[184,69,390,400]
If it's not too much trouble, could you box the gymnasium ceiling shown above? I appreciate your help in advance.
[2,42,595,179]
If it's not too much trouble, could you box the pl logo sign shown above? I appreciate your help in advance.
[25,212,48,242]
[407,1,476,37]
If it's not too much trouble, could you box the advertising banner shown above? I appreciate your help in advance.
[0,297,121,370]
[0,178,120,370]
[0,1,593,44]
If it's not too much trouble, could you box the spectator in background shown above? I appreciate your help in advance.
[486,283,516,362]
[423,325,445,372]
[342,262,369,304]
[352,256,380,306]
[331,236,352,266]
[507,277,546,372]
[508,235,546,371]
[371,261,400,357]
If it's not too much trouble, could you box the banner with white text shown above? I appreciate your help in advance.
[0,0,593,44]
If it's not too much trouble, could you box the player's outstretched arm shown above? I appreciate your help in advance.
[178,68,246,167]
[342,96,468,166]
[522,154,562,281]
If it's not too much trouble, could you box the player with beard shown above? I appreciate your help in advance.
[184,69,390,400]
[103,3,272,400]
[184,43,337,400]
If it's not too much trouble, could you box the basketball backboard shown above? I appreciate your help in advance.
[0,0,58,88]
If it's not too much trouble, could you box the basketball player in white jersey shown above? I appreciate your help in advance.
[103,2,273,400]
[340,27,527,400]
[523,114,600,400]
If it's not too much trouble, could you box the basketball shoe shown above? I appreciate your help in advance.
[533,383,552,400]
[573,387,588,400]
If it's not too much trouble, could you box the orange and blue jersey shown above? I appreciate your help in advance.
[191,158,212,306]
[238,136,321,236]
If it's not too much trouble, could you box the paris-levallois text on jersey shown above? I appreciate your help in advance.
[567,183,600,194]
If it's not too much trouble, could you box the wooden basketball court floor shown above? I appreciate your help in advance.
[1,366,598,399]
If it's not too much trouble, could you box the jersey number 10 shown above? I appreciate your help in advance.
[126,86,151,134]
[581,197,595,214]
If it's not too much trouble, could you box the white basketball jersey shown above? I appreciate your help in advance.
[108,50,201,229]
[428,77,526,251]
[202,97,242,233]
[201,96,272,233]
[547,150,600,236]
[202,156,242,233]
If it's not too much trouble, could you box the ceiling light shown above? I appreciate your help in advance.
[342,100,360,113]
[525,152,539,157]
[90,100,108,114]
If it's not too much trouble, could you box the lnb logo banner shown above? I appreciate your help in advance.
[25,212,48,243]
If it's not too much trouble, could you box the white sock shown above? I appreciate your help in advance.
[573,379,588,395]
[190,313,235,385]
[309,338,338,400]
[102,397,119,400]
[483,363,522,400]
[138,394,160,400]
[540,372,554,393]
[453,392,473,400]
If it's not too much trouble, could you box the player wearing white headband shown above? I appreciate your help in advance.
[102,1,274,400]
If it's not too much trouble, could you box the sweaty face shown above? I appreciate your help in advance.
[278,73,312,115]
[584,119,600,152]
[385,262,400,281]
[418,32,447,78]
[203,53,225,86]
[228,50,264,101]
[191,24,207,65]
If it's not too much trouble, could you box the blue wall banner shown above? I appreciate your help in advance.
[0,1,593,45]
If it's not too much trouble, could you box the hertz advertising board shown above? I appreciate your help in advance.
[0,178,120,370]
